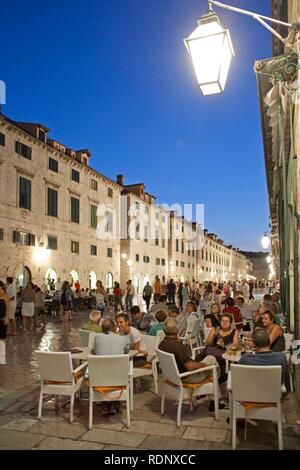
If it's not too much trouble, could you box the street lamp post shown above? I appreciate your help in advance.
[184,0,295,95]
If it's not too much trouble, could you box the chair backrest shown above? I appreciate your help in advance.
[231,364,281,404]
[36,351,73,382]
[284,333,294,351]
[87,355,129,387]
[155,348,182,386]
[79,329,95,349]
[142,334,160,354]
[156,330,165,343]
[190,318,201,339]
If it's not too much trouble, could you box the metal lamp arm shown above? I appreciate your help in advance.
[208,0,292,45]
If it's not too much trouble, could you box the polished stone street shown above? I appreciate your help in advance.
[0,312,300,450]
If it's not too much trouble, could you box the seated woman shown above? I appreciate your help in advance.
[199,313,239,382]
[204,303,221,328]
[262,310,285,352]
[222,297,243,330]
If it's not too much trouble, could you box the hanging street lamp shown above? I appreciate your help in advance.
[184,0,293,96]
[261,232,270,250]
[184,2,234,96]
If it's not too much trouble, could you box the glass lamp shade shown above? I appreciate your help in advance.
[261,233,270,249]
[184,11,234,95]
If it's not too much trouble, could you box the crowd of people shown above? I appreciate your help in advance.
[0,273,290,421]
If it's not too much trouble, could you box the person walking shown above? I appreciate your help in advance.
[60,281,73,322]
[142,282,152,311]
[21,282,35,333]
[0,281,10,340]
[113,281,124,313]
[125,280,134,312]
[6,277,17,336]
[166,279,176,304]
[153,276,161,304]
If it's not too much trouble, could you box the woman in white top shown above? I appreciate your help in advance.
[22,282,35,333]
[6,277,17,336]
[95,280,108,311]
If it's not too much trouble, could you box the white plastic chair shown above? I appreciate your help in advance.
[156,348,219,427]
[130,335,159,411]
[284,333,294,392]
[87,354,131,429]
[179,316,196,345]
[79,329,95,350]
[36,351,86,423]
[156,330,165,343]
[229,364,283,450]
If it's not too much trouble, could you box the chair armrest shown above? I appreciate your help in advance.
[73,361,88,374]
[179,364,216,379]
[129,361,133,377]
[227,371,232,391]
[192,346,205,352]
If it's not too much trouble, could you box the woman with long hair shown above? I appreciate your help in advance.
[21,282,35,333]
[60,281,73,322]
[0,281,10,340]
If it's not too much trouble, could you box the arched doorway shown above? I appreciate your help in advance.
[70,270,79,288]
[16,266,31,289]
[45,268,57,290]
[143,274,149,289]
[105,272,113,293]
[133,274,140,295]
[89,271,97,290]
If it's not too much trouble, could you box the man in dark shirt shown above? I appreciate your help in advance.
[159,318,224,411]
[239,327,287,384]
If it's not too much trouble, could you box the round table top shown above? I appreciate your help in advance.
[222,352,241,362]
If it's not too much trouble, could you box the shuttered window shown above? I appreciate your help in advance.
[19,177,31,210]
[47,188,58,217]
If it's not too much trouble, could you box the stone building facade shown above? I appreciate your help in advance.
[0,114,251,292]
[0,115,121,290]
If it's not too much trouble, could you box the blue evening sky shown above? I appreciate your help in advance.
[1,0,272,251]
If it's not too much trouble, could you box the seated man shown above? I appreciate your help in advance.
[81,310,102,333]
[130,305,152,332]
[239,327,287,385]
[149,294,169,317]
[148,310,168,336]
[93,319,127,355]
[168,304,180,320]
[159,318,225,412]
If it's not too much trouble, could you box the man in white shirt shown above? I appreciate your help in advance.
[6,277,17,336]
[93,319,127,355]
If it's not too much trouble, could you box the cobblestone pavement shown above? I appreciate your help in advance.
[0,310,300,450]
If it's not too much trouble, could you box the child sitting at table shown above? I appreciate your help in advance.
[81,310,102,333]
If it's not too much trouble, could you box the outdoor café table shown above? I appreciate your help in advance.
[69,347,139,361]
[222,352,242,374]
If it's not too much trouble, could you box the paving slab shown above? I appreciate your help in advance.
[183,426,228,442]
[1,417,39,431]
[81,428,147,448]
[123,420,185,438]
[29,420,87,439]
[140,435,212,450]
[33,436,104,450]
[0,430,46,449]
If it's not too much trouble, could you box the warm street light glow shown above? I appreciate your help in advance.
[266,255,272,264]
[184,5,234,96]
[127,259,133,267]
[261,232,270,249]
[121,253,127,259]
[33,244,50,265]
